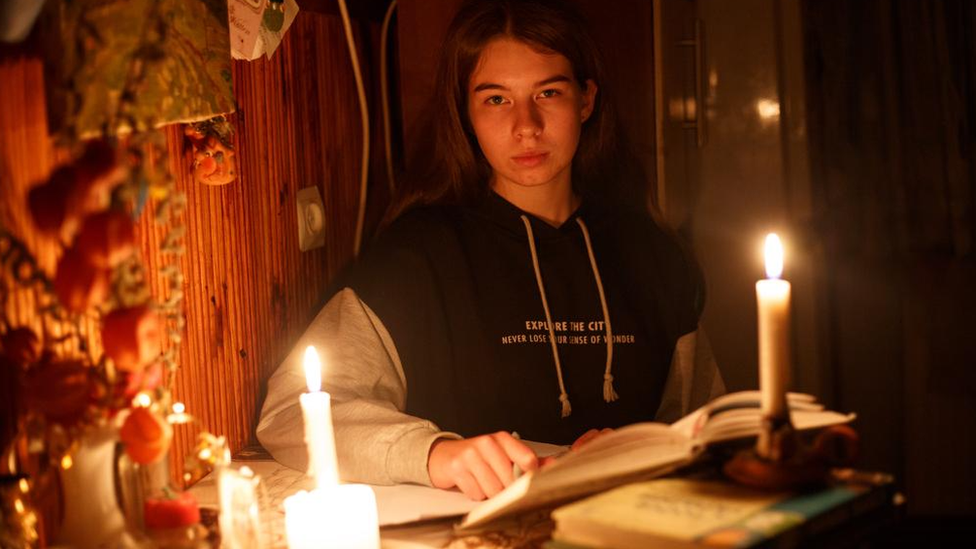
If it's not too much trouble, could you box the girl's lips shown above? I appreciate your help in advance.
[512,152,548,167]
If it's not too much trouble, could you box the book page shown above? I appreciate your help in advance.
[461,424,696,530]
[670,390,853,443]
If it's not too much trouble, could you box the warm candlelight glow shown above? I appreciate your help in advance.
[167,401,192,424]
[133,392,152,408]
[764,233,784,279]
[303,346,322,393]
[284,486,380,549]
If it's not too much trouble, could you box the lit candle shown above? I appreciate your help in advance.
[756,233,791,420]
[285,484,380,549]
[300,346,339,488]
[284,485,380,549]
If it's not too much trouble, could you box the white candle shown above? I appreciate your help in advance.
[756,233,791,420]
[300,345,339,488]
[284,485,380,549]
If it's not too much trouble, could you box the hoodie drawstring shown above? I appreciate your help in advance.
[576,218,619,403]
[520,215,617,418]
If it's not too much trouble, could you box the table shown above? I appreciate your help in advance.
[188,456,901,548]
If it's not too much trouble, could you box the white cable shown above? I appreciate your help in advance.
[337,0,370,257]
[380,0,398,194]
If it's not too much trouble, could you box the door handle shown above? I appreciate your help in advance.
[677,18,706,148]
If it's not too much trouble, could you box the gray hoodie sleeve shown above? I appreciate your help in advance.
[256,287,461,486]
[654,326,726,423]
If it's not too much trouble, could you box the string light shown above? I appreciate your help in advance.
[133,393,152,408]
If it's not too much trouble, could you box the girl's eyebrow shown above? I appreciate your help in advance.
[472,74,572,93]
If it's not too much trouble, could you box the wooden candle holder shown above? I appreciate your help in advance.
[723,419,860,491]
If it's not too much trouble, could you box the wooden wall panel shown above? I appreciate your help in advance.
[1,9,385,486]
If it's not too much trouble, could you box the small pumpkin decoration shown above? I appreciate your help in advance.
[120,406,173,464]
[101,305,161,373]
[53,247,111,314]
[74,210,136,268]
[27,140,125,241]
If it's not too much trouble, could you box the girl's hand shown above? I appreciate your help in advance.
[570,428,615,452]
[428,431,539,500]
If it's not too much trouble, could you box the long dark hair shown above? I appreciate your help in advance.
[385,0,646,225]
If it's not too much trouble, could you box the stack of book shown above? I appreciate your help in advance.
[547,477,894,548]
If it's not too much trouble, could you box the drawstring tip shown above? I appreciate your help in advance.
[603,375,619,403]
[559,393,572,418]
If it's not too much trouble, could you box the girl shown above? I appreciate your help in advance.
[257,0,723,501]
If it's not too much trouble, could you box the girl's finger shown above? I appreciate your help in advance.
[461,445,506,498]
[494,432,540,476]
[453,468,487,501]
[572,428,601,451]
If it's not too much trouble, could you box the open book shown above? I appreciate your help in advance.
[456,390,855,531]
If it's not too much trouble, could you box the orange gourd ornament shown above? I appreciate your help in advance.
[120,407,172,464]
[74,210,136,268]
[101,305,161,372]
[53,247,111,314]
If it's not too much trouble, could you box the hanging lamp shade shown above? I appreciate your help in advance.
[46,0,235,137]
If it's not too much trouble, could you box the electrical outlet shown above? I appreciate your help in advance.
[297,186,326,251]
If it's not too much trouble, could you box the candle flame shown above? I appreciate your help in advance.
[173,402,186,414]
[764,233,784,279]
[304,346,322,393]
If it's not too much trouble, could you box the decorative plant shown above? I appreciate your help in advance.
[1,0,234,484]
[0,134,186,469]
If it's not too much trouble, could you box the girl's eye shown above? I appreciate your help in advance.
[539,89,560,99]
[486,95,506,106]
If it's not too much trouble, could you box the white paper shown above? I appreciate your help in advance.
[229,0,267,60]
[189,459,465,529]
[371,484,478,526]
[188,439,570,530]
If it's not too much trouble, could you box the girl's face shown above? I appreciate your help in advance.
[467,38,596,194]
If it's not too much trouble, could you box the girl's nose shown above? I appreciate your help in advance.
[514,102,543,139]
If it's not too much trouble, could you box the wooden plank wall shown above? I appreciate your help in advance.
[0,8,389,485]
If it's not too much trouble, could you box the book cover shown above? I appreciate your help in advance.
[550,478,870,548]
